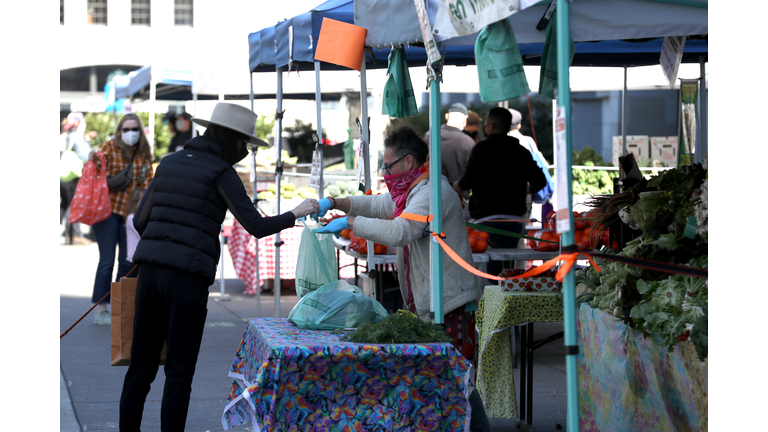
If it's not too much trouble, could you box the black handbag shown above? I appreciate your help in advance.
[107,149,137,191]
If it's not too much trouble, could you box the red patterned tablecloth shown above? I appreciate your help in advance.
[227,219,357,294]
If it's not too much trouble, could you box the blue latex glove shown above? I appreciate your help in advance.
[312,216,349,237]
[311,198,333,222]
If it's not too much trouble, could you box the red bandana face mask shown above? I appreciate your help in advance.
[384,166,423,217]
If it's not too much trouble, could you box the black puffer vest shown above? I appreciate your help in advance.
[132,136,236,284]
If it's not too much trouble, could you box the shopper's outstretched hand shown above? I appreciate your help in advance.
[312,216,349,237]
[311,198,333,222]
[290,199,320,219]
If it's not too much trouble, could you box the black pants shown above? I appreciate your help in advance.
[60,178,81,239]
[119,264,210,432]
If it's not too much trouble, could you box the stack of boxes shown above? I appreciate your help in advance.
[612,135,678,168]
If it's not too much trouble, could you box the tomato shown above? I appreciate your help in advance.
[374,243,387,255]
[475,239,488,253]
[476,231,490,240]
[468,237,478,251]
[340,228,351,239]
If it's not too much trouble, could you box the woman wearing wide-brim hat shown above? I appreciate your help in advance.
[119,103,319,431]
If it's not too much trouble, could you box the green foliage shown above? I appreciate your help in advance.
[572,146,618,195]
[285,119,326,164]
[84,112,173,162]
[254,114,275,141]
[341,310,453,344]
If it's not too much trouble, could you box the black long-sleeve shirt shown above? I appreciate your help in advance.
[457,133,548,219]
[135,167,295,239]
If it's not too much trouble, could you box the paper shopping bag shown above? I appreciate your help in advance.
[110,277,167,366]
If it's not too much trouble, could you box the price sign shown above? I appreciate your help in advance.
[308,150,321,189]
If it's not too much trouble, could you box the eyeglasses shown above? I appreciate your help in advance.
[121,127,140,133]
[380,154,411,175]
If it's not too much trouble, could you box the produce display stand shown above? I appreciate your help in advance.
[221,318,473,431]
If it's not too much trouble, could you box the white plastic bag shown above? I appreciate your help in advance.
[294,220,338,298]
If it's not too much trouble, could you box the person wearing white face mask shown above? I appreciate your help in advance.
[87,112,155,325]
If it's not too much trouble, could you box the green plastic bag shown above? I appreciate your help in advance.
[294,220,337,298]
[538,13,574,100]
[287,280,389,330]
[475,19,530,103]
[60,136,83,182]
[382,46,419,118]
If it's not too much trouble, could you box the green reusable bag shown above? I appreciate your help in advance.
[287,280,389,330]
[294,220,338,298]
[60,136,83,182]
[538,13,574,100]
[382,46,419,118]
[475,19,530,103]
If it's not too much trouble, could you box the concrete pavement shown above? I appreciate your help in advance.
[59,232,569,431]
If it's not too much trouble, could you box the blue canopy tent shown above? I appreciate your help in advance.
[352,0,707,430]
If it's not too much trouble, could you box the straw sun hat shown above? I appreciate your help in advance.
[191,103,270,147]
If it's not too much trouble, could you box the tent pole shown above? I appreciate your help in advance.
[148,79,157,151]
[359,57,376,299]
[698,56,707,163]
[556,0,579,430]
[315,61,324,199]
[250,71,261,315]
[429,68,444,324]
[622,66,627,160]
[274,67,284,318]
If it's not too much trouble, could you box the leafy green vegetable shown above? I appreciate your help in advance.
[341,310,453,344]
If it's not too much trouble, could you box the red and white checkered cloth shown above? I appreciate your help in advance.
[226,219,358,294]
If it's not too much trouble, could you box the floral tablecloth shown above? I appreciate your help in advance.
[475,286,564,418]
[576,303,707,431]
[222,318,473,431]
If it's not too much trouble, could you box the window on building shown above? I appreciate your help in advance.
[131,0,151,26]
[60,0,64,25]
[174,0,193,27]
[87,0,107,25]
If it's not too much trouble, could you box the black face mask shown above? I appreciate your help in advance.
[463,130,478,139]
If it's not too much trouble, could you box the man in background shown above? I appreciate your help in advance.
[463,109,482,144]
[453,107,548,279]
[423,102,476,203]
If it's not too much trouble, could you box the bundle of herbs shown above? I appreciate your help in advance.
[340,309,453,345]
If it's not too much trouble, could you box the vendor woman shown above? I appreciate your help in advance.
[312,126,481,357]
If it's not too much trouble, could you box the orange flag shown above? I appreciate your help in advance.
[314,18,367,71]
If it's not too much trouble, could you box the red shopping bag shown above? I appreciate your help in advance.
[69,152,111,225]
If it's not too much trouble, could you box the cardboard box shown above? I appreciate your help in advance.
[650,136,679,168]
[612,136,650,167]
[498,269,560,292]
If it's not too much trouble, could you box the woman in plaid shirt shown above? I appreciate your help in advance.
[89,113,155,325]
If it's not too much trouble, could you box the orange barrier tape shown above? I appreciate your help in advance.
[399,212,602,282]
[431,233,601,282]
